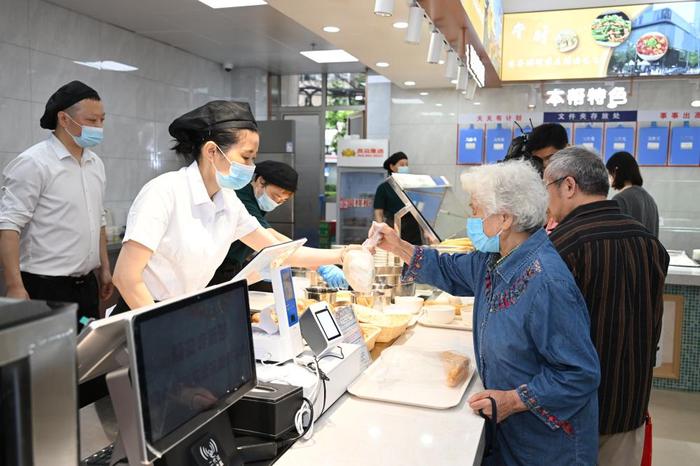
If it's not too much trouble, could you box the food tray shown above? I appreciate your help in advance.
[348,346,476,409]
[418,315,472,331]
[359,324,381,351]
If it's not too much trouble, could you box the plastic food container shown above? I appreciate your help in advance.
[424,304,455,324]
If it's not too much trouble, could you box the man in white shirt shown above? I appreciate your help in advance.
[0,80,113,322]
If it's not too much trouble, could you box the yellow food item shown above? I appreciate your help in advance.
[441,351,470,388]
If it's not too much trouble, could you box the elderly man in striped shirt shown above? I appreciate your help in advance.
[545,146,669,466]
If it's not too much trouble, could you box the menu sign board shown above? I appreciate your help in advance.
[502,2,700,81]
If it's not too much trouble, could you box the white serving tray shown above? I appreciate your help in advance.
[418,314,472,331]
[347,346,475,409]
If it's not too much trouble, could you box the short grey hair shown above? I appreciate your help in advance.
[545,146,609,196]
[461,159,548,232]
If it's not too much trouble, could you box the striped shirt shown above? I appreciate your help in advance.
[549,200,669,435]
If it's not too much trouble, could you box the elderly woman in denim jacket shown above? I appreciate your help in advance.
[370,160,600,465]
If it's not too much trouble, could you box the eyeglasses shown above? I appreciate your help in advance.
[545,176,576,187]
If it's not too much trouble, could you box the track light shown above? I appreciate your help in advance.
[691,81,700,108]
[374,0,394,17]
[527,85,538,109]
[427,29,443,64]
[457,63,469,91]
[465,79,478,100]
[405,3,423,44]
[444,50,458,79]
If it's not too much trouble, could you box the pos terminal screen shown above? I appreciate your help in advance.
[131,281,256,447]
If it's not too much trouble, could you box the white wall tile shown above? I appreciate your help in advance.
[0,98,32,153]
[0,42,30,101]
[28,0,100,61]
[29,50,102,104]
[154,84,191,124]
[0,0,29,47]
[100,72,155,120]
[30,101,51,145]
[102,114,156,160]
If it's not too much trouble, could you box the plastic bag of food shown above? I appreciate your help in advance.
[440,350,470,387]
[343,248,375,292]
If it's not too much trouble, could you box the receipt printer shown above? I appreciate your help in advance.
[229,382,303,439]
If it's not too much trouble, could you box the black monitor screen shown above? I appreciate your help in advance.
[131,281,256,450]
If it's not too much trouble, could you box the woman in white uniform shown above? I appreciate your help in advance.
[112,101,349,312]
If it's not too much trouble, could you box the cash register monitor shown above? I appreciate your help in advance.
[128,279,256,455]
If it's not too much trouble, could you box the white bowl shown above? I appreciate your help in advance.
[393,296,424,314]
[424,305,455,325]
[461,309,473,326]
[383,304,413,317]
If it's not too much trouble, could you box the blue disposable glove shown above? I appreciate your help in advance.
[317,265,348,289]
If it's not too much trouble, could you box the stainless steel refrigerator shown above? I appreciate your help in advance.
[256,120,321,246]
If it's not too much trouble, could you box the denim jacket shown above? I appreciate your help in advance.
[404,229,600,466]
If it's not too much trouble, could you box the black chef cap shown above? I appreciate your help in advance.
[168,100,258,142]
[383,151,408,171]
[40,80,101,130]
[255,160,298,192]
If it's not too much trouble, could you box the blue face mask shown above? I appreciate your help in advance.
[466,217,501,253]
[256,188,279,212]
[66,114,103,148]
[214,145,255,190]
[397,166,410,174]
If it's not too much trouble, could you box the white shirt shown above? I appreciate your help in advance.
[124,162,260,301]
[0,135,106,276]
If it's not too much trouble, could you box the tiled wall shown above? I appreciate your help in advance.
[0,0,238,231]
[390,82,700,252]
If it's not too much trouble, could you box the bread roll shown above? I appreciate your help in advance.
[440,351,470,387]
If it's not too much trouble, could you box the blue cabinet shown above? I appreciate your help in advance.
[638,123,669,166]
[457,125,484,164]
[604,125,635,161]
[670,122,700,166]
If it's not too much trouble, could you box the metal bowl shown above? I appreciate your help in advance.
[304,287,337,305]
[394,282,416,297]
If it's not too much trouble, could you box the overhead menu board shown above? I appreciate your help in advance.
[670,122,700,165]
[574,125,603,155]
[604,125,636,160]
[502,2,700,81]
[637,123,669,165]
[457,125,484,164]
[485,124,511,163]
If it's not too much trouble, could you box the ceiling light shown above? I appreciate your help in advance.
[300,49,358,63]
[355,95,365,101]
[323,26,340,33]
[427,29,443,64]
[457,64,469,91]
[444,50,458,80]
[419,92,429,96]
[692,100,700,108]
[435,103,443,107]
[392,98,424,104]
[473,102,481,105]
[376,62,390,68]
[450,79,458,84]
[393,21,408,29]
[465,79,478,100]
[73,60,138,72]
[438,59,445,65]
[404,81,416,86]
[197,0,266,8]
[405,3,423,44]
[527,85,538,109]
[374,0,394,17]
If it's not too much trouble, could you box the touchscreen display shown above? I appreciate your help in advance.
[315,308,341,341]
[132,283,254,445]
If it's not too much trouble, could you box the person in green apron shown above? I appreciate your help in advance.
[209,160,347,287]
[373,152,422,245]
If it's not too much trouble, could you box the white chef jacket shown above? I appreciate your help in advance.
[123,161,260,301]
[0,135,106,276]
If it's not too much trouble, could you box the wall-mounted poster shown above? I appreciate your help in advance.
[604,125,636,160]
[502,2,700,81]
[574,125,603,155]
[638,122,669,165]
[458,124,484,164]
[670,121,700,165]
[485,124,512,163]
